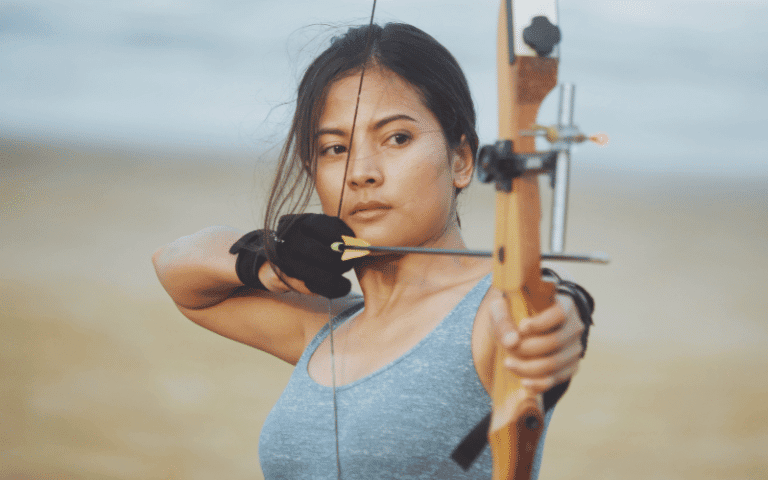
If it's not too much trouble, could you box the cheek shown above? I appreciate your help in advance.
[315,164,345,214]
[397,155,454,215]
[416,150,454,191]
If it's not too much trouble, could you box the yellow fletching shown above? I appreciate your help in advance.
[340,235,370,261]
[342,235,369,247]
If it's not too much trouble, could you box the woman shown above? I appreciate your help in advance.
[153,23,592,479]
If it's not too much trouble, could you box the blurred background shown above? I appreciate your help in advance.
[2,1,766,479]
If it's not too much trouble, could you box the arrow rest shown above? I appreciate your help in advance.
[477,82,610,257]
[477,141,557,193]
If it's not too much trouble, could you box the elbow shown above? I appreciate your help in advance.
[151,243,171,278]
[152,242,180,291]
[151,245,164,270]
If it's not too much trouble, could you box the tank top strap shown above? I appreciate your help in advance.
[294,300,364,371]
[427,273,492,339]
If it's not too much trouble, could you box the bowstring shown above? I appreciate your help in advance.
[329,2,378,478]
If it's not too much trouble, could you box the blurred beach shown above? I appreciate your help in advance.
[2,136,766,479]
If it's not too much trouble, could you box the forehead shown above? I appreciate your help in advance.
[319,67,432,126]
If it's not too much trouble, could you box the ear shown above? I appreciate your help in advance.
[451,136,474,190]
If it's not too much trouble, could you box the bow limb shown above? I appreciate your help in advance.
[487,0,559,478]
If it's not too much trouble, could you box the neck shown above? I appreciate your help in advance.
[353,222,490,323]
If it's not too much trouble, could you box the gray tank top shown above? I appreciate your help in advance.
[259,275,552,479]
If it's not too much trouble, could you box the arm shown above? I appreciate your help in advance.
[152,226,244,310]
[152,226,358,364]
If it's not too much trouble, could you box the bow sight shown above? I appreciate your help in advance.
[477,83,609,262]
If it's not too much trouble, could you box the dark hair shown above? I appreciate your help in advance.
[264,22,478,246]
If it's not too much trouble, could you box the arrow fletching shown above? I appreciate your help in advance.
[331,235,371,261]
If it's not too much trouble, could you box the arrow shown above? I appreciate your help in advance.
[331,236,609,263]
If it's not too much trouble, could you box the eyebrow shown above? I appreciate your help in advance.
[315,114,418,139]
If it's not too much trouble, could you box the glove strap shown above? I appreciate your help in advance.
[229,230,269,291]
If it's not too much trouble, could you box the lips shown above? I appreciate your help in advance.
[350,201,392,216]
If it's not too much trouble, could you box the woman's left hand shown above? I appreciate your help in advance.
[489,292,585,394]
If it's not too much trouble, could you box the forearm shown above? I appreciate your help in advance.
[152,226,245,309]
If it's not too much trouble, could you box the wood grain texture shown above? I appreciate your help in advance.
[488,0,559,478]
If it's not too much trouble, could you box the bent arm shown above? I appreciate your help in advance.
[152,226,244,310]
[152,226,359,364]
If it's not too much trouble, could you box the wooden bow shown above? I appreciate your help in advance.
[482,1,560,478]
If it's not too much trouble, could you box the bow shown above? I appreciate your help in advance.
[479,1,560,478]
[456,2,605,477]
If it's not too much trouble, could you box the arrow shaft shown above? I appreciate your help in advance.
[339,244,608,263]
[342,244,491,257]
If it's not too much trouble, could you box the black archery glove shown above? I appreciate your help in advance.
[229,214,357,299]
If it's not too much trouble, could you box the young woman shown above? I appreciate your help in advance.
[153,23,592,479]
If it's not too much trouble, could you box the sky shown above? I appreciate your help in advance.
[1,0,767,176]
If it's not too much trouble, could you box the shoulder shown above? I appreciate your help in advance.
[302,292,364,348]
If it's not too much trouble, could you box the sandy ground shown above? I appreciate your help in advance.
[1,137,766,479]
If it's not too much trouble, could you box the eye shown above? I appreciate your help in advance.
[387,132,411,147]
[320,144,348,157]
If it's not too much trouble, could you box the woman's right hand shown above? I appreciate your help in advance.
[258,261,314,295]
[252,214,358,299]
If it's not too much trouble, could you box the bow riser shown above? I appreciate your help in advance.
[488,1,559,478]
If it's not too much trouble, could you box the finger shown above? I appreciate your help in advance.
[261,263,314,296]
[555,292,587,339]
[514,312,585,358]
[280,275,314,296]
[504,339,583,380]
[275,213,302,235]
[304,274,352,299]
[488,293,520,349]
[521,361,580,394]
[300,214,355,243]
[274,254,351,299]
[286,236,351,272]
[517,294,578,336]
[280,213,354,267]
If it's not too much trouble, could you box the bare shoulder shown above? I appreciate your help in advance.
[301,292,364,346]
[178,288,363,366]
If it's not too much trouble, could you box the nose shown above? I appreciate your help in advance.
[346,143,382,189]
